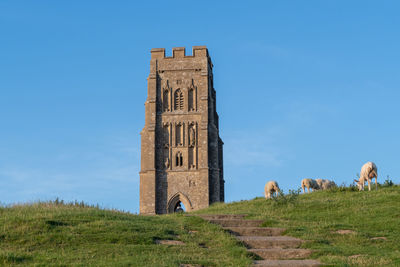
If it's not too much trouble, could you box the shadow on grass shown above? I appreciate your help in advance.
[0,253,33,264]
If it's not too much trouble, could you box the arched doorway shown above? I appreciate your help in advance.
[167,192,193,213]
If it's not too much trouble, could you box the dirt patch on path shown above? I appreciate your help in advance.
[371,236,387,241]
[155,240,185,245]
[335,229,355,234]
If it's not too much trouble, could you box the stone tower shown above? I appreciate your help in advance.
[139,46,224,215]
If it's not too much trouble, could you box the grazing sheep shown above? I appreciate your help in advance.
[354,161,378,191]
[264,181,280,199]
[316,179,336,190]
[301,178,319,193]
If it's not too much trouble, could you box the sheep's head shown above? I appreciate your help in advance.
[354,179,363,191]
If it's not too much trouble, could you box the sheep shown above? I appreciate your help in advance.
[264,181,280,199]
[301,178,319,193]
[354,161,378,191]
[316,179,336,190]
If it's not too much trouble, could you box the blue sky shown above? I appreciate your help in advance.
[1,1,399,213]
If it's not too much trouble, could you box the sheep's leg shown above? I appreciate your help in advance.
[375,174,378,190]
[367,179,371,191]
[276,190,279,197]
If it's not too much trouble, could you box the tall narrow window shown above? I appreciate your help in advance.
[175,123,182,146]
[163,124,169,147]
[163,89,169,111]
[189,147,194,169]
[188,88,194,111]
[174,89,183,110]
[189,124,196,147]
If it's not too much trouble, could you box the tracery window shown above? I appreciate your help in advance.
[174,89,184,110]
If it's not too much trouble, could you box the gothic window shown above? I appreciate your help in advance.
[176,151,183,167]
[174,89,184,110]
[188,88,194,111]
[163,89,170,112]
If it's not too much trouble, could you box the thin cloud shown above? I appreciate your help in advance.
[0,134,141,211]
[224,128,288,168]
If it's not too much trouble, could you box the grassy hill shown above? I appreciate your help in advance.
[1,186,399,266]
[0,201,250,266]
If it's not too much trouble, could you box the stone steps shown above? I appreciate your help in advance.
[198,214,321,267]
[207,219,264,227]
[249,248,312,260]
[224,227,285,236]
[253,260,321,267]
[237,236,303,249]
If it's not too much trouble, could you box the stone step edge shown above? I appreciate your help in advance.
[223,226,286,231]
[223,226,286,236]
[248,248,313,260]
[253,259,321,267]
[237,236,303,241]
[237,236,303,249]
[207,219,265,223]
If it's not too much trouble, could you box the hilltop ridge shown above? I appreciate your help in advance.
[1,186,400,266]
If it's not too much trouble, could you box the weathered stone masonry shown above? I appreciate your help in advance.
[139,46,224,214]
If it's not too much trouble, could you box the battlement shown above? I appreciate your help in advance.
[151,46,208,59]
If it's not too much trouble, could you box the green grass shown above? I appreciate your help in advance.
[2,186,399,266]
[195,186,400,266]
[0,201,252,266]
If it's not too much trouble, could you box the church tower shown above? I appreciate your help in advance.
[139,46,224,214]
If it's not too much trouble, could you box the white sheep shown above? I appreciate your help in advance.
[301,178,319,193]
[316,179,336,190]
[264,181,280,199]
[354,161,378,191]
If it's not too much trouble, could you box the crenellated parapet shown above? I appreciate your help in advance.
[151,46,209,59]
